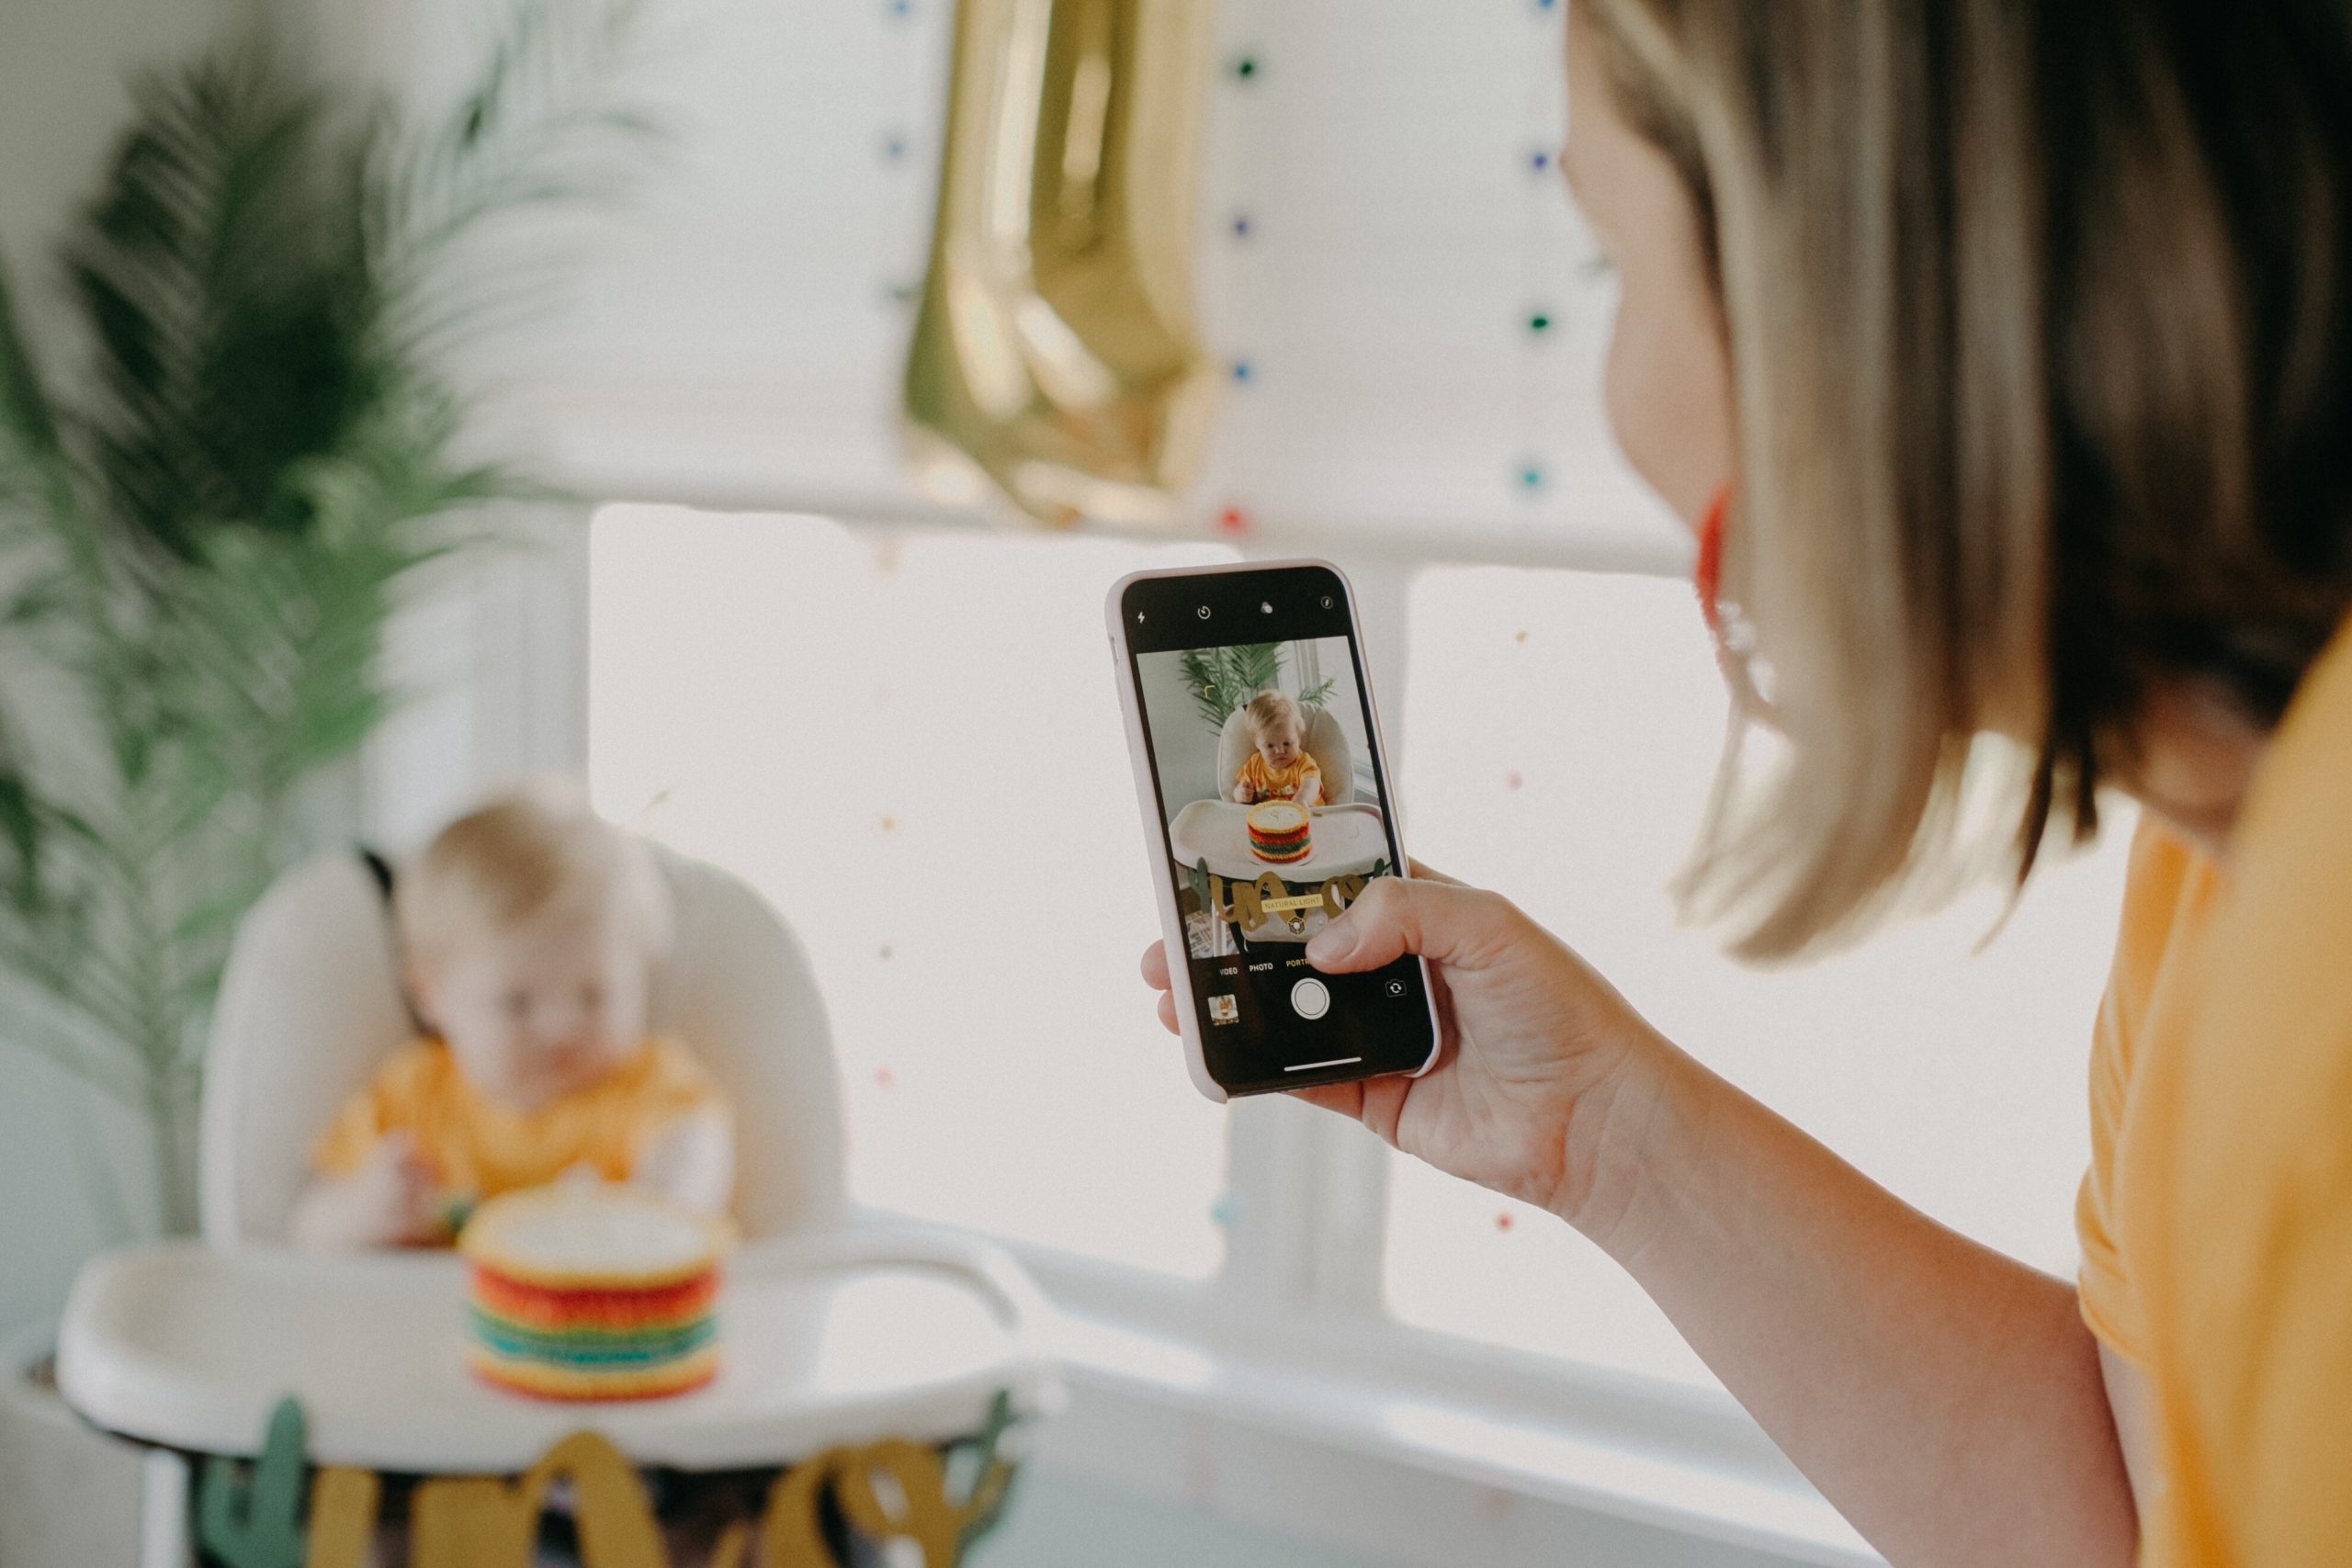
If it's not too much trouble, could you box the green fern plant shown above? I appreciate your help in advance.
[1177,643,1282,731]
[0,5,650,1234]
[1176,643,1336,734]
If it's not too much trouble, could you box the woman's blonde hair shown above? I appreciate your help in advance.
[1587,0,2352,958]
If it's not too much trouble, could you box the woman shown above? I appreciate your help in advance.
[1144,5,2352,1563]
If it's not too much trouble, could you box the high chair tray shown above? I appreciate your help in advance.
[1167,800,1390,885]
[55,1224,1058,1473]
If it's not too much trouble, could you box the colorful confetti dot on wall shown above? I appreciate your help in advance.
[1495,1211,1515,1232]
[875,1066,897,1090]
[1503,770,1523,792]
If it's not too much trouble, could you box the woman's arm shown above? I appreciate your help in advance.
[1149,874,2138,1567]
[1579,1032,2137,1567]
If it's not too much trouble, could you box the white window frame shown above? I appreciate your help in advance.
[373,494,1878,1566]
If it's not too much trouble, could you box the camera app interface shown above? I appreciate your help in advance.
[1125,570,1432,1094]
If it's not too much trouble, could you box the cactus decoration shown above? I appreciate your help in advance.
[196,1397,311,1568]
[954,1390,1023,1551]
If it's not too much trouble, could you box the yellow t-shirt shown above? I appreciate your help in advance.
[1237,750,1321,802]
[2075,618,2352,1565]
[313,1036,727,1209]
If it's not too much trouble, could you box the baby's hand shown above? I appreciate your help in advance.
[1232,784,1257,804]
[347,1133,438,1246]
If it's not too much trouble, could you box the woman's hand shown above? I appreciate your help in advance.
[1141,863,1658,1220]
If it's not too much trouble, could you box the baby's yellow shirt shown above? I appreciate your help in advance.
[1238,750,1320,801]
[313,1036,727,1204]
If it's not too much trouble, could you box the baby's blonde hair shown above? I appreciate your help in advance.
[396,785,673,968]
[1242,690,1304,742]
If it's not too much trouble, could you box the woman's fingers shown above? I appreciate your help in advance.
[1157,987,1179,1034]
[1406,857,1465,886]
[1307,875,1515,973]
[1290,1081,1364,1118]
[1141,940,1170,991]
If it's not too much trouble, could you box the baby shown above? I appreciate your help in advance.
[291,789,734,1249]
[1229,690,1324,807]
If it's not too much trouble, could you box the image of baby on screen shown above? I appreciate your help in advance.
[1228,690,1325,807]
[1136,637,1395,960]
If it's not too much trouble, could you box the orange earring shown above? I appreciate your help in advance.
[1693,483,1732,640]
[1691,483,1780,724]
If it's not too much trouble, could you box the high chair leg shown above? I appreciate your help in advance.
[139,1449,193,1568]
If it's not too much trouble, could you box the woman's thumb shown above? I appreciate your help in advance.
[1306,876,1501,972]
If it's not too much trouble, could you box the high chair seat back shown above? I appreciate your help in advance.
[1216,704,1355,806]
[198,848,846,1247]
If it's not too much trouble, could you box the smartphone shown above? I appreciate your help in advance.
[1108,559,1442,1102]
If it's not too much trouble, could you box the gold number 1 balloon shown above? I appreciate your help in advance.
[903,0,1220,529]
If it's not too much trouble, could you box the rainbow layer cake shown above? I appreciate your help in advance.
[1246,801,1313,864]
[458,1187,731,1402]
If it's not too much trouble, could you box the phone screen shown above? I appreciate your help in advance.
[1121,564,1437,1096]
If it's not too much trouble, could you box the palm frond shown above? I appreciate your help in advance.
[370,0,660,366]
[66,39,376,558]
[0,260,69,491]
[1178,642,1286,731]
[0,0,650,1224]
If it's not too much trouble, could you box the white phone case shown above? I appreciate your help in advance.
[1105,558,1442,1103]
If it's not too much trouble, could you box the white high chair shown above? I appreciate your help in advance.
[1216,703,1355,807]
[56,847,1057,1558]
[198,847,847,1245]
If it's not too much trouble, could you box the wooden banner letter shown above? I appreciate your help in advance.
[410,1432,664,1568]
[303,1469,381,1568]
[832,1440,966,1566]
[1320,874,1366,919]
[1222,874,1263,932]
[756,1453,842,1568]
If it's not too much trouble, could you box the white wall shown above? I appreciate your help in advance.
[1138,649,1223,818]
